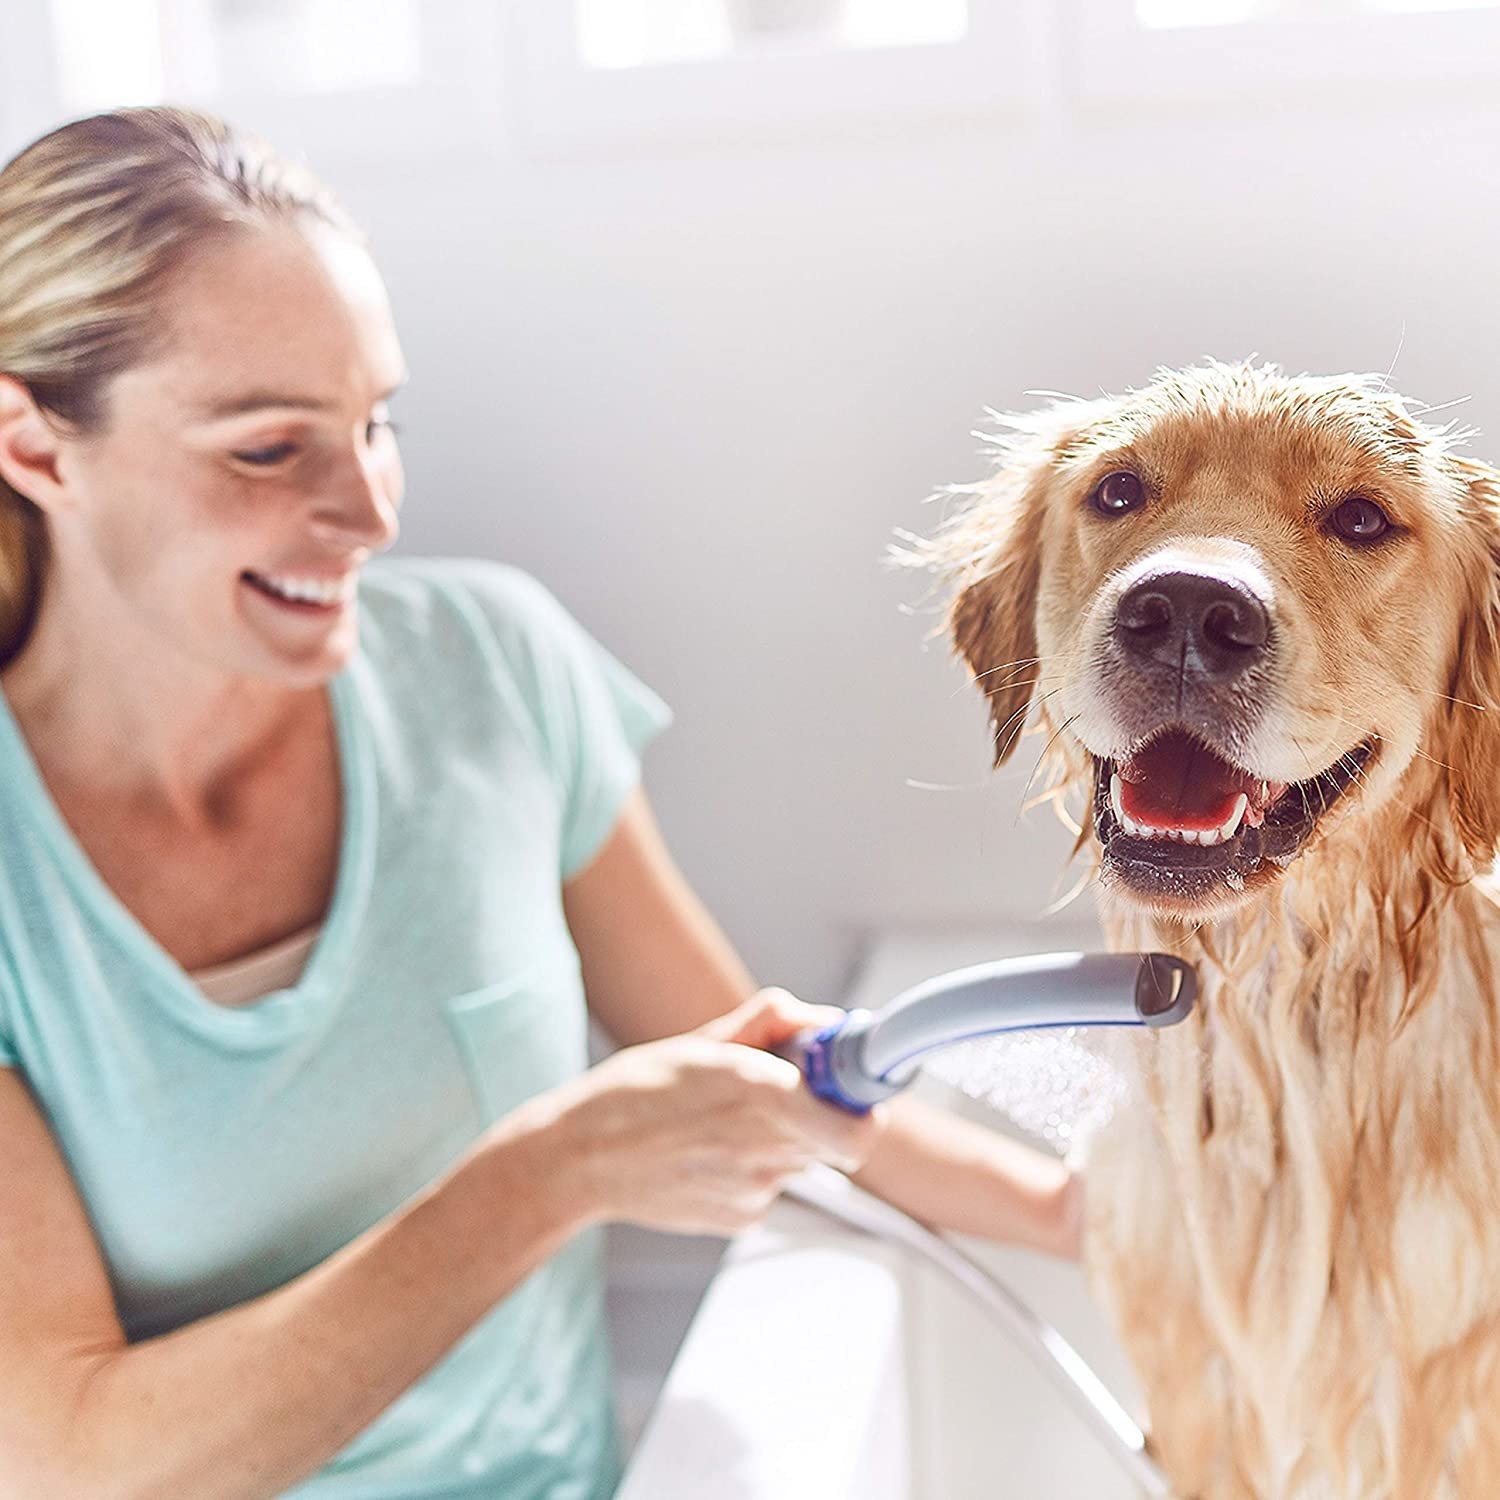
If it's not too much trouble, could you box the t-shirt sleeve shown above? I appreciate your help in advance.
[448,563,674,880]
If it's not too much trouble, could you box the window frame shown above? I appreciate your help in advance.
[167,0,505,161]
[507,0,1028,151]
[1074,0,1500,101]
[1,0,504,166]
[0,4,66,158]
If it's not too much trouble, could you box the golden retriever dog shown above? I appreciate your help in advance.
[923,361,1500,1499]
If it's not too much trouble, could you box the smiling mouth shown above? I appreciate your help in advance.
[241,569,354,611]
[1091,728,1377,906]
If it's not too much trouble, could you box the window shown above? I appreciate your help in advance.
[575,0,968,71]
[49,0,422,114]
[0,0,499,163]
[511,0,1015,148]
[1139,0,1498,23]
[1078,0,1500,100]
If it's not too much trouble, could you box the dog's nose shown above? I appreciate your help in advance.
[1114,571,1269,681]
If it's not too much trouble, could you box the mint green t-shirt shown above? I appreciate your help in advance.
[0,559,672,1499]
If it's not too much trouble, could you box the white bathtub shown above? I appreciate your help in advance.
[615,927,1155,1500]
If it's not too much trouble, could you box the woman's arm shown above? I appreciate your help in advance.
[563,787,1082,1259]
[0,1007,872,1497]
[0,1065,585,1499]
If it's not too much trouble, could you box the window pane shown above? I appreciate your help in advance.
[49,0,423,110]
[208,0,421,94]
[577,0,967,70]
[1138,0,1497,24]
[51,0,165,111]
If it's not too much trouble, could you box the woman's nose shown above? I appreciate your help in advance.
[309,451,401,552]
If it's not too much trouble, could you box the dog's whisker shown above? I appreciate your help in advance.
[960,671,1041,708]
[1375,323,1406,395]
[966,669,1047,707]
[904,778,993,793]
[1289,735,1320,824]
[970,656,1044,684]
[1414,689,1496,713]
[1308,714,1453,838]
[1406,394,1474,420]
[1018,713,1081,822]
[1317,705,1456,780]
[968,652,1068,686]
[989,685,1062,758]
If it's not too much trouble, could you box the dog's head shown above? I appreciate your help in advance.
[939,361,1500,920]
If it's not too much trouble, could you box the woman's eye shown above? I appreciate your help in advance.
[1091,470,1145,516]
[365,417,400,445]
[1329,495,1391,543]
[233,442,297,467]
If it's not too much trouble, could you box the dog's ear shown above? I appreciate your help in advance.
[939,403,1101,767]
[1439,460,1500,865]
[950,507,1043,767]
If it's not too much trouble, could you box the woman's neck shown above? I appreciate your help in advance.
[1,593,321,820]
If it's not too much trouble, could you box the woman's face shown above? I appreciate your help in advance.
[49,221,407,689]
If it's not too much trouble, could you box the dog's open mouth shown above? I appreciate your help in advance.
[1091,728,1377,906]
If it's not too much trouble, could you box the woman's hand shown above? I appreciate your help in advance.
[549,989,880,1236]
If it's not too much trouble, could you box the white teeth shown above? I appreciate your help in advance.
[1219,792,1250,841]
[252,572,353,606]
[1108,773,1250,846]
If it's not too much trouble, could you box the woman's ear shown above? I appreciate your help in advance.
[1438,460,1500,865]
[935,400,1104,768]
[0,376,70,514]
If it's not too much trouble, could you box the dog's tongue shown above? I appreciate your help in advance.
[1118,731,1266,832]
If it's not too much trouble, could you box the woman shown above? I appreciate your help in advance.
[0,108,1078,1498]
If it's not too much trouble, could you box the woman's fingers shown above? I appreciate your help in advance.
[696,986,845,1051]
[560,1020,884,1234]
[697,988,882,1172]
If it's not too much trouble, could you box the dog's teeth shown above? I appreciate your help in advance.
[1108,773,1250,847]
[1220,792,1249,841]
[1112,777,1156,840]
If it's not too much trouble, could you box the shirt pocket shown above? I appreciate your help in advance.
[442,959,589,1129]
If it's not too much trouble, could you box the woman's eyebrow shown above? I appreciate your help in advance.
[198,392,334,419]
[194,376,409,421]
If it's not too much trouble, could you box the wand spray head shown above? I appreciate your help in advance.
[788,951,1195,1114]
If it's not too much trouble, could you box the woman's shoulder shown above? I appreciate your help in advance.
[358,556,572,653]
[360,554,549,616]
[361,558,573,639]
[355,557,594,702]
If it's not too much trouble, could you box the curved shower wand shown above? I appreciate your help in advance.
[774,949,1197,1495]
[781,950,1196,1114]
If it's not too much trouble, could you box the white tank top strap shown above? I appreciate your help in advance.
[190,924,323,1007]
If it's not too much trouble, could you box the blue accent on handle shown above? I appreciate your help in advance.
[800,1015,876,1116]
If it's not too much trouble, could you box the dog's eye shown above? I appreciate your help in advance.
[1329,495,1391,543]
[1091,471,1145,516]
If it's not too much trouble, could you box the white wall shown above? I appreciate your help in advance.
[324,64,1500,999]
[16,12,1500,999]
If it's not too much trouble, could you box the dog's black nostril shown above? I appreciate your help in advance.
[1114,571,1269,682]
[1203,597,1267,653]
[1117,588,1174,641]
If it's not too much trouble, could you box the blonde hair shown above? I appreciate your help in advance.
[0,107,361,664]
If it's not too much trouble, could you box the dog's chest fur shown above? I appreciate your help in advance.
[1083,887,1500,1500]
